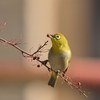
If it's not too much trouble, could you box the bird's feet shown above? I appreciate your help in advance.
[41,60,49,65]
[55,70,60,75]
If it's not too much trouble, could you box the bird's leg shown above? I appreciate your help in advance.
[36,59,51,71]
[62,67,68,77]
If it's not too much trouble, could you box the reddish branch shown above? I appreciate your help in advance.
[0,36,88,98]
[0,23,7,32]
[59,74,88,98]
[0,37,31,56]
[37,59,88,98]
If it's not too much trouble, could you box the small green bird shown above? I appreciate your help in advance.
[47,33,72,87]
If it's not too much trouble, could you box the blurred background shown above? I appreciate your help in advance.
[0,0,100,100]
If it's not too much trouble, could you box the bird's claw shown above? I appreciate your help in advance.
[56,70,60,75]
[48,67,51,72]
[41,60,49,65]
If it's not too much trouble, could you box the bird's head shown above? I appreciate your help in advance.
[47,33,68,52]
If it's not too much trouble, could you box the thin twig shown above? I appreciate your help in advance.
[32,41,48,56]
[59,74,88,98]
[0,22,7,28]
[0,38,31,56]
[0,22,7,32]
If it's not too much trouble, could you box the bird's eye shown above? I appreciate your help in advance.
[56,35,60,39]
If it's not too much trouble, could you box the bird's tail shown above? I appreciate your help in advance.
[48,71,58,87]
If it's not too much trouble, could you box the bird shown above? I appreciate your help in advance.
[47,33,72,87]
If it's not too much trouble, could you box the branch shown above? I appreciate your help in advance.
[0,36,89,98]
[0,37,31,56]
[36,59,88,98]
[31,40,48,56]
[59,74,88,98]
[0,23,7,32]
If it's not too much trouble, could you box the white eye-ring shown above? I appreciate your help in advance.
[56,35,60,39]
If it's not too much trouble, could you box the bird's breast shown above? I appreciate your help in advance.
[48,48,71,71]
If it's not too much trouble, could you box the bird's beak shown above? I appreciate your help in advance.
[47,34,55,38]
